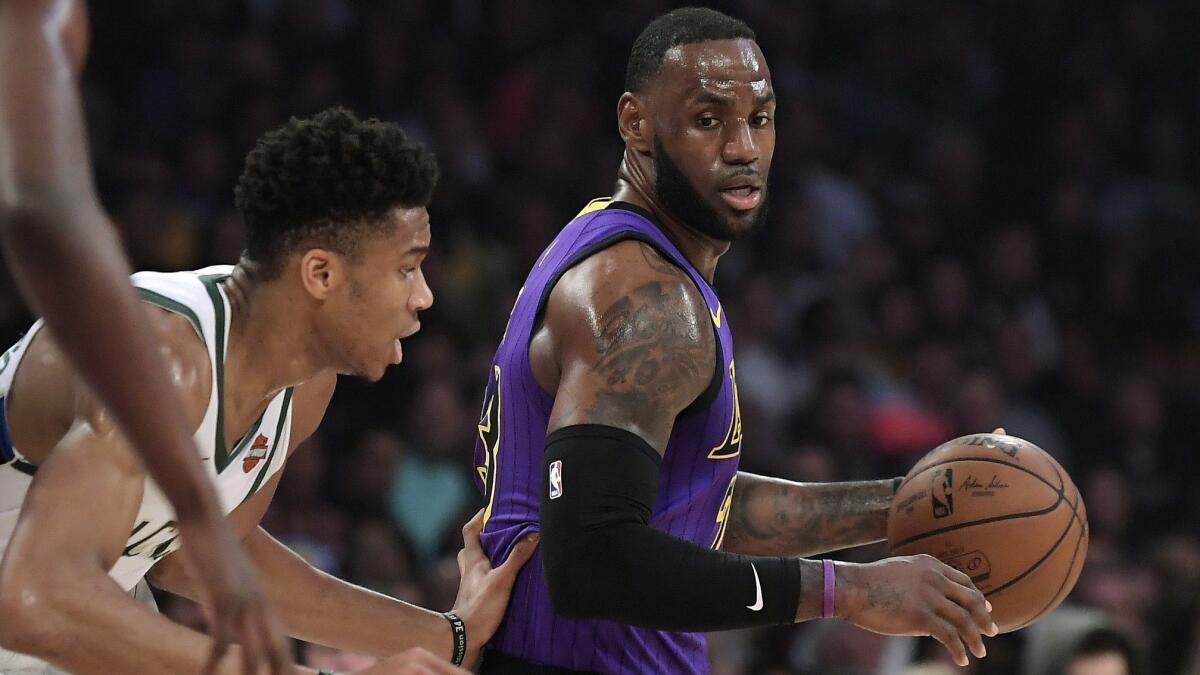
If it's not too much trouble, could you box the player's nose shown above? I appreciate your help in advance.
[411,267,434,311]
[721,119,759,165]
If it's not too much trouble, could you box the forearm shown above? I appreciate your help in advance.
[0,0,221,526]
[721,473,895,557]
[8,570,307,675]
[162,528,454,661]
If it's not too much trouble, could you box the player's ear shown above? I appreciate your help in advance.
[617,93,652,154]
[298,249,342,300]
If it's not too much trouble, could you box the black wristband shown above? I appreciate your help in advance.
[444,611,467,666]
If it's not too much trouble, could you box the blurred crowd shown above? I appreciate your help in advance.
[1,1,1198,673]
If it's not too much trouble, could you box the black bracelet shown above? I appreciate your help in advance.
[443,611,468,666]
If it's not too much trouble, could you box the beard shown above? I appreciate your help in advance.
[653,137,769,242]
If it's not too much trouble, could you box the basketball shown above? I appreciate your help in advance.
[887,433,1089,633]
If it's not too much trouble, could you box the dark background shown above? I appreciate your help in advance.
[2,1,1198,673]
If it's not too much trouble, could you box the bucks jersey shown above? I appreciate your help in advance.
[0,265,295,593]
[474,200,744,674]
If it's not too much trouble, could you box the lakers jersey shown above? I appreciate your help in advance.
[474,200,744,674]
[0,265,294,592]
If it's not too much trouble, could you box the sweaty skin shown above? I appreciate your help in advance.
[0,2,290,670]
[530,36,998,667]
[0,192,536,673]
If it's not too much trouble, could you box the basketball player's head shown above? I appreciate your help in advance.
[620,8,774,241]
[235,107,438,380]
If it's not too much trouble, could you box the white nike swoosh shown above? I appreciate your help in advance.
[746,563,764,611]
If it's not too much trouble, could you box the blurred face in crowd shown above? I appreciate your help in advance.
[306,207,434,381]
[1066,651,1128,675]
[641,38,775,241]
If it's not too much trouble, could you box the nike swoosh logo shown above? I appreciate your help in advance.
[746,563,764,611]
[711,304,723,328]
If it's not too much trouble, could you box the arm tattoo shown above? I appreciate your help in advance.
[586,275,710,436]
[721,473,894,558]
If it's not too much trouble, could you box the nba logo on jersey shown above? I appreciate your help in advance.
[548,460,563,500]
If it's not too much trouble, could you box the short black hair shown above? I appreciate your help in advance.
[1073,628,1141,675]
[625,7,757,92]
[234,106,438,279]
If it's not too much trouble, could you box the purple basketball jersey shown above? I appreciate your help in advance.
[473,200,744,674]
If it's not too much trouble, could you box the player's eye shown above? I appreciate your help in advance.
[400,267,417,278]
[752,113,773,127]
[697,116,720,129]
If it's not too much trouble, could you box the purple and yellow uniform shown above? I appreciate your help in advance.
[473,199,744,674]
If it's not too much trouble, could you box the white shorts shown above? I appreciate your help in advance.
[0,466,159,674]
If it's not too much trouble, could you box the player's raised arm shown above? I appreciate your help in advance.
[537,241,998,665]
[0,2,287,670]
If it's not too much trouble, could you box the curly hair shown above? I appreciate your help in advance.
[625,7,756,93]
[234,107,438,279]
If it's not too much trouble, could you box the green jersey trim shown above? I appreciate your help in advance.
[135,288,204,339]
[244,387,293,502]
[200,274,232,472]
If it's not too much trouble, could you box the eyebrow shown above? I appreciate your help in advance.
[688,89,776,107]
[404,245,431,256]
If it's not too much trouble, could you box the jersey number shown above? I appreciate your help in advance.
[123,520,179,561]
[477,365,502,525]
[707,361,742,460]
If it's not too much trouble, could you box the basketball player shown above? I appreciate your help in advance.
[474,8,997,674]
[0,107,538,674]
[0,1,286,669]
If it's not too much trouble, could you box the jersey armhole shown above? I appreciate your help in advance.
[531,233,723,420]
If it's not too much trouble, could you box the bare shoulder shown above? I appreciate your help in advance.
[288,370,337,453]
[5,304,212,465]
[544,240,715,450]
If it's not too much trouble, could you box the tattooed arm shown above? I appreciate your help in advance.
[531,241,996,659]
[721,473,896,557]
[538,240,714,447]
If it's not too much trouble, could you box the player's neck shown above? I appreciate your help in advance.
[614,160,728,283]
[219,263,326,403]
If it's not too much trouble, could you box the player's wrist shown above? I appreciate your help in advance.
[442,611,469,667]
[831,561,865,622]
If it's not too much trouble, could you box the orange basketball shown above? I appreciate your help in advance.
[887,433,1088,633]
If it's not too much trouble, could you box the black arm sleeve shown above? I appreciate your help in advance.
[540,424,802,631]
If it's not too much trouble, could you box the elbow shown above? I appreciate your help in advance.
[544,560,593,619]
[541,533,608,620]
[0,576,67,658]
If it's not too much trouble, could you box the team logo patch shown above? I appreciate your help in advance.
[548,460,563,500]
[242,434,270,473]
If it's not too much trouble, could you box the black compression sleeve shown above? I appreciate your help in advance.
[539,424,802,631]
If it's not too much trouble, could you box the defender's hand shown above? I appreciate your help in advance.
[353,647,469,674]
[837,555,999,667]
[449,510,539,667]
[181,516,289,675]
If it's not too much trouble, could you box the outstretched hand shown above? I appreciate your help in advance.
[182,517,290,675]
[448,510,539,667]
[838,554,998,667]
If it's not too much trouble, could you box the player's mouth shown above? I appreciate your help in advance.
[718,178,762,211]
[392,323,421,364]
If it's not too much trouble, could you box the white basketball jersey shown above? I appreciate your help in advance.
[0,265,294,591]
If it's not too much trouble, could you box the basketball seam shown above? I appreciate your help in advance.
[982,487,1079,599]
[1012,520,1088,631]
[900,456,1060,496]
[890,493,1064,551]
[898,455,1087,531]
